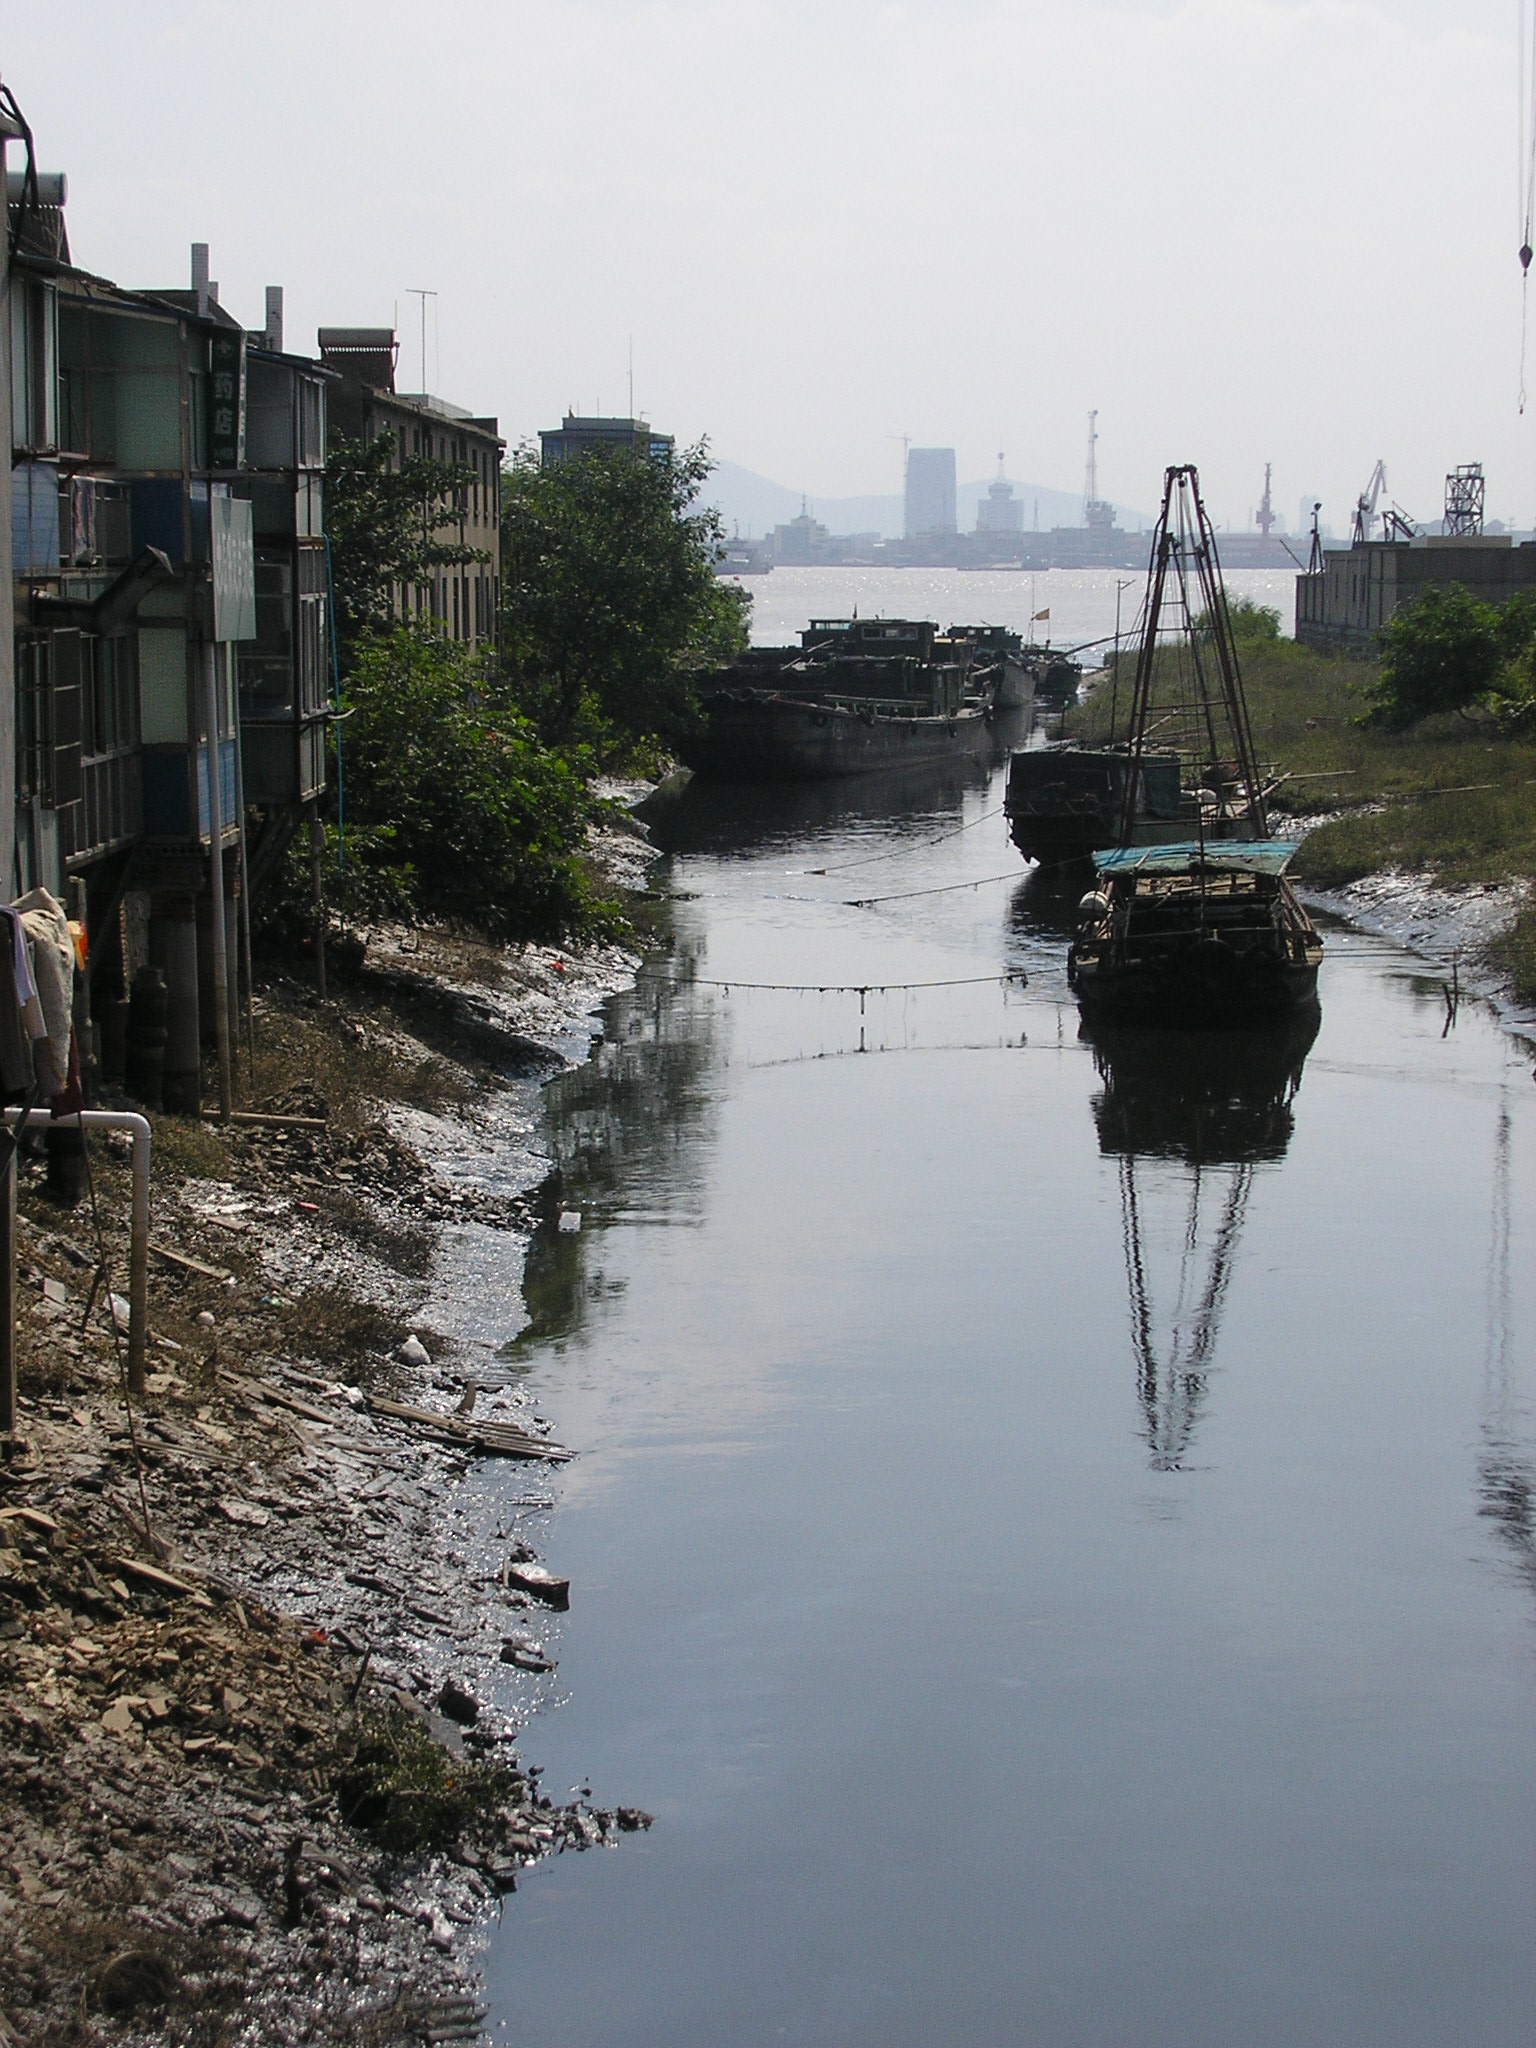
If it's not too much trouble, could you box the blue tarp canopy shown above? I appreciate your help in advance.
[1094,840,1300,878]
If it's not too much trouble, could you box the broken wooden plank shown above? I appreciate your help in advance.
[151,1242,235,1284]
[226,1111,329,1131]
[364,1394,570,1462]
[0,1506,59,1536]
[111,1554,211,1602]
[220,1371,337,1426]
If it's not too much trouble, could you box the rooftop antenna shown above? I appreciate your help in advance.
[406,287,436,395]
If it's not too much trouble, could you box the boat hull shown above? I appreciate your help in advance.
[1069,856,1324,1024]
[1072,946,1320,1022]
[1006,746,1185,866]
[681,694,1004,781]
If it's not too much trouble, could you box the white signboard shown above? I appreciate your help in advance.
[211,494,256,642]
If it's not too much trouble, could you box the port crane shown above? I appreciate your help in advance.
[1351,459,1417,544]
[1352,459,1387,543]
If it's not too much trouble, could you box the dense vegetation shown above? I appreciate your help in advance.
[500,439,749,754]
[304,436,745,942]
[323,431,485,662]
[1071,599,1536,1001]
[334,631,613,941]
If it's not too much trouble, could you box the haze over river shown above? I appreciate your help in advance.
[440,748,1535,2046]
[737,563,1301,650]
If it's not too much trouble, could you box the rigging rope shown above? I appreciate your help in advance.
[803,804,1004,874]
[694,972,1024,995]
[846,869,1023,907]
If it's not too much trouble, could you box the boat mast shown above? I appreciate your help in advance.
[1188,478,1267,838]
[1116,469,1177,846]
[1115,464,1268,846]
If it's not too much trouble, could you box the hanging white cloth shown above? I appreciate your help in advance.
[13,888,75,1095]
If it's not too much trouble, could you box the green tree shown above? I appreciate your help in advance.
[337,628,615,941]
[325,432,486,661]
[499,439,750,751]
[1193,597,1282,643]
[1363,585,1536,730]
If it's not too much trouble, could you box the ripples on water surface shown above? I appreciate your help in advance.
[456,755,1536,2047]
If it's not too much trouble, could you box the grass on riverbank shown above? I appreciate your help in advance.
[1071,638,1536,998]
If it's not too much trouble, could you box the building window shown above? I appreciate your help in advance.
[10,274,59,453]
[87,634,139,757]
[16,640,52,802]
[298,378,325,466]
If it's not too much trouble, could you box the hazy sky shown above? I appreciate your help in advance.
[5,0,1533,529]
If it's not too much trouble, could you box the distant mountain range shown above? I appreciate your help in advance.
[702,459,1152,541]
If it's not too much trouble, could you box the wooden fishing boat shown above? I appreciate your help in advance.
[1069,840,1322,1020]
[1066,465,1323,1022]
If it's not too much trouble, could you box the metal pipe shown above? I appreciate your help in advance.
[204,643,232,1118]
[231,672,256,1072]
[3,1108,152,1395]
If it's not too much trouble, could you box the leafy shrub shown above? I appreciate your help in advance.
[333,1706,515,1854]
[1363,585,1536,730]
[336,628,622,941]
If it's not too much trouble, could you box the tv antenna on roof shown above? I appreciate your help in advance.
[406,287,436,395]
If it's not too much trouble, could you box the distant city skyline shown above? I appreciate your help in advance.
[5,0,1532,535]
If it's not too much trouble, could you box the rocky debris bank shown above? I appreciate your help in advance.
[1,916,655,2045]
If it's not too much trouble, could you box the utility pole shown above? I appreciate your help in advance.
[0,81,25,1445]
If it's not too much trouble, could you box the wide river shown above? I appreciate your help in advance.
[738,562,1302,650]
[454,745,1536,2046]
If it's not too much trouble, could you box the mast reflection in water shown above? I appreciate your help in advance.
[1085,1006,1320,1470]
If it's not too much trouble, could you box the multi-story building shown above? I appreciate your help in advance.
[7,170,334,1108]
[975,461,1023,536]
[539,413,674,471]
[904,447,956,539]
[318,328,502,646]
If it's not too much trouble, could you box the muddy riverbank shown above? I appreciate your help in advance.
[0,844,655,2045]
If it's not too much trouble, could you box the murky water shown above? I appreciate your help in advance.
[473,757,1536,2047]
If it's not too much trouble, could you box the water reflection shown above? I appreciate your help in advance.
[1477,1090,1536,1594]
[642,754,991,857]
[1085,1009,1320,1469]
[508,939,722,1355]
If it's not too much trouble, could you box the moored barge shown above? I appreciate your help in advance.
[683,618,1030,781]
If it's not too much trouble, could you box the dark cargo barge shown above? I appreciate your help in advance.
[682,618,1031,781]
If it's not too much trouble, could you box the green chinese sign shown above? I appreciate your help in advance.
[209,330,246,470]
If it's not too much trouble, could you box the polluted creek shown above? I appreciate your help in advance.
[460,761,1536,2048]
